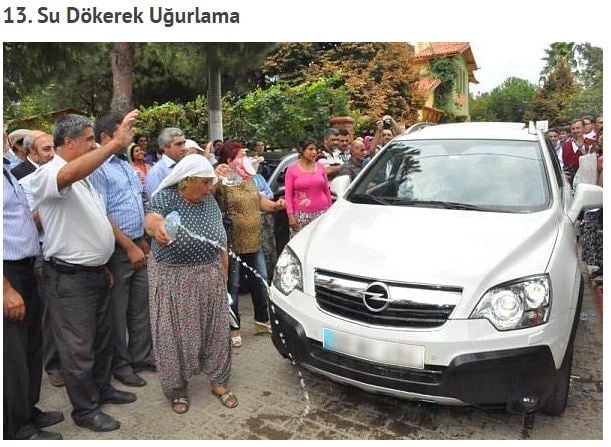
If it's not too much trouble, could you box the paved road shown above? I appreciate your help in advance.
[38,272,602,440]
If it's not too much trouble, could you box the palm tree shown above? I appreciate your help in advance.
[540,42,577,82]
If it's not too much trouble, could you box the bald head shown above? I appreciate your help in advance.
[350,139,367,163]
[23,130,46,152]
[25,131,55,165]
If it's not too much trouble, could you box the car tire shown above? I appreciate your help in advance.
[541,278,583,416]
[540,341,573,416]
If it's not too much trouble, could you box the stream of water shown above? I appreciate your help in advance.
[178,222,311,418]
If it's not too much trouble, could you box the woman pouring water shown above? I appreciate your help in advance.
[144,154,238,414]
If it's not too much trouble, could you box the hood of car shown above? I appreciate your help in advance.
[294,199,559,293]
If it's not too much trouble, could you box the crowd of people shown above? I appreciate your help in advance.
[3,108,367,438]
[4,107,601,439]
[546,115,604,291]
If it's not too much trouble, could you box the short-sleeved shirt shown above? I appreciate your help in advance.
[89,155,145,239]
[215,179,261,254]
[150,186,227,265]
[284,162,332,214]
[29,155,115,266]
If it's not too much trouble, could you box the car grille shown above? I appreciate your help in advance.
[314,269,460,328]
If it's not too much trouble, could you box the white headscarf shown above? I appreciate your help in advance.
[151,153,217,198]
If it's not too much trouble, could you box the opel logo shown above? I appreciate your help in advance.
[362,282,391,313]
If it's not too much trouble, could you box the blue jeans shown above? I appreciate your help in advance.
[228,250,269,329]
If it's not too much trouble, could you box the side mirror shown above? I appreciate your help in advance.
[567,183,603,223]
[330,175,351,199]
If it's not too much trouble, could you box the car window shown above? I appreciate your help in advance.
[543,136,564,189]
[348,139,552,213]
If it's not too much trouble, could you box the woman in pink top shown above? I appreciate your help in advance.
[285,138,333,237]
[130,143,152,190]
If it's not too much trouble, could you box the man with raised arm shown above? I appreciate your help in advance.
[29,110,139,433]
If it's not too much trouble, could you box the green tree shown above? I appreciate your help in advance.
[576,43,603,89]
[470,78,536,122]
[133,43,204,105]
[3,43,112,118]
[191,43,277,140]
[532,58,579,126]
[226,76,350,147]
[261,43,342,86]
[429,58,459,109]
[134,95,209,146]
[262,42,422,126]
[566,43,604,118]
[540,42,577,81]
[469,93,497,122]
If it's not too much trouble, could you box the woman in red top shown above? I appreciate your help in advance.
[285,138,333,237]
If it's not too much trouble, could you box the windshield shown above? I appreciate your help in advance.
[347,139,551,213]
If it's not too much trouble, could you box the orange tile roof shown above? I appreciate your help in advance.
[414,42,479,83]
[413,42,471,59]
[414,77,441,98]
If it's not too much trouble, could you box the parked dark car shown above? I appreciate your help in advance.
[258,151,299,278]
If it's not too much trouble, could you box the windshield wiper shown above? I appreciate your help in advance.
[390,199,493,211]
[349,194,394,206]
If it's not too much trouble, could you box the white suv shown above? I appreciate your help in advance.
[269,122,602,415]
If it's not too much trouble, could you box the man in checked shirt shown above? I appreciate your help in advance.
[90,112,155,390]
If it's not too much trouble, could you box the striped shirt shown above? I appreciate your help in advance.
[89,154,145,239]
[3,166,40,260]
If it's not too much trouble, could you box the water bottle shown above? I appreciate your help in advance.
[165,211,181,243]
[249,156,261,173]
[221,166,243,187]
[242,156,257,176]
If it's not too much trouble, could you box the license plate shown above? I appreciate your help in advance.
[322,328,425,369]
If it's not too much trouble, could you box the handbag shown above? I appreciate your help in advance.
[573,149,598,186]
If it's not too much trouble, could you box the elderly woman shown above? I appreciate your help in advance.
[144,154,237,414]
[215,140,286,348]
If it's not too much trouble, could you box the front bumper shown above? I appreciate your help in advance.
[269,301,559,411]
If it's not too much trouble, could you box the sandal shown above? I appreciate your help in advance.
[211,390,239,409]
[231,335,242,348]
[254,321,272,335]
[171,397,189,414]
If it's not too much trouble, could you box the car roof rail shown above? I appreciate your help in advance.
[403,122,437,135]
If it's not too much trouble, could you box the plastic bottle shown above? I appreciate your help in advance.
[165,211,181,243]
[221,166,243,186]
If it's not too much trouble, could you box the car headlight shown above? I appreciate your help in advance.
[272,246,303,295]
[470,275,551,331]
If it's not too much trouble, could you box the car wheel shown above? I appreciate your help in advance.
[541,278,583,416]
[540,341,573,416]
